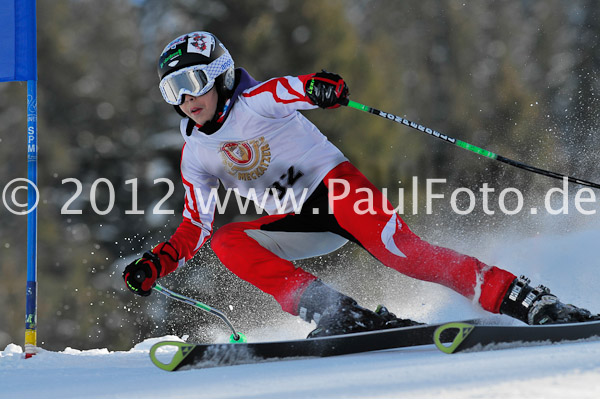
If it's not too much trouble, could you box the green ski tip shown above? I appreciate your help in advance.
[230,332,247,343]
[149,341,196,371]
[434,322,475,354]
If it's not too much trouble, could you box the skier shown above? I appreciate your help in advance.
[123,31,598,337]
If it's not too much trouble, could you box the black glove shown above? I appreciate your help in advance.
[122,251,163,297]
[305,70,349,109]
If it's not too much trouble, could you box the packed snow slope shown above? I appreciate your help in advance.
[2,226,600,399]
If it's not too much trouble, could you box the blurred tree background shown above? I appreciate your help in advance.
[1,0,600,350]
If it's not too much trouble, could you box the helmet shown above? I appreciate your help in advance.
[157,31,235,108]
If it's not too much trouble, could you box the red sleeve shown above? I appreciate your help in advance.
[168,216,211,263]
[162,143,218,272]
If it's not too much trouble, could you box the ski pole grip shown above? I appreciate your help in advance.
[338,97,349,106]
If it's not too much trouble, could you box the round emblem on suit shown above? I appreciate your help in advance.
[221,142,254,165]
[220,137,271,181]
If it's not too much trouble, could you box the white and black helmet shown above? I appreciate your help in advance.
[158,31,235,109]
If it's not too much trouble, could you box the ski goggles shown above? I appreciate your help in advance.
[159,53,234,105]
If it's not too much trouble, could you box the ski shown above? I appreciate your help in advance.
[149,320,477,371]
[433,320,600,354]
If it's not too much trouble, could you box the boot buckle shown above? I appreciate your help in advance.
[509,275,529,301]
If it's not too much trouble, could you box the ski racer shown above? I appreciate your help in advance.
[123,31,599,337]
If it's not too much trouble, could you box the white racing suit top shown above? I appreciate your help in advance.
[169,69,347,265]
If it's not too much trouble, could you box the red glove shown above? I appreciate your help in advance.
[305,70,349,109]
[151,241,180,275]
[122,242,180,296]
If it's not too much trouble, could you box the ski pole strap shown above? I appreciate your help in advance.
[344,99,600,190]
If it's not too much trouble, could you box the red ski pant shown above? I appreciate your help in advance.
[211,161,516,315]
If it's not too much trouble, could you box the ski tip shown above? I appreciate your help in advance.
[149,341,196,372]
[433,322,475,354]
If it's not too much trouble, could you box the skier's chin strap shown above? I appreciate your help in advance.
[185,118,195,136]
[185,117,220,136]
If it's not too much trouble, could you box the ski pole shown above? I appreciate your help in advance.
[152,283,247,343]
[341,99,600,190]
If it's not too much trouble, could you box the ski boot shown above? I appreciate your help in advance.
[374,305,424,329]
[297,280,422,338]
[499,275,600,325]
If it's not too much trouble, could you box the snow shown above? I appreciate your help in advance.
[2,227,600,399]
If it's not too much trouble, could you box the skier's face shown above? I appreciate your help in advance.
[179,87,218,125]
